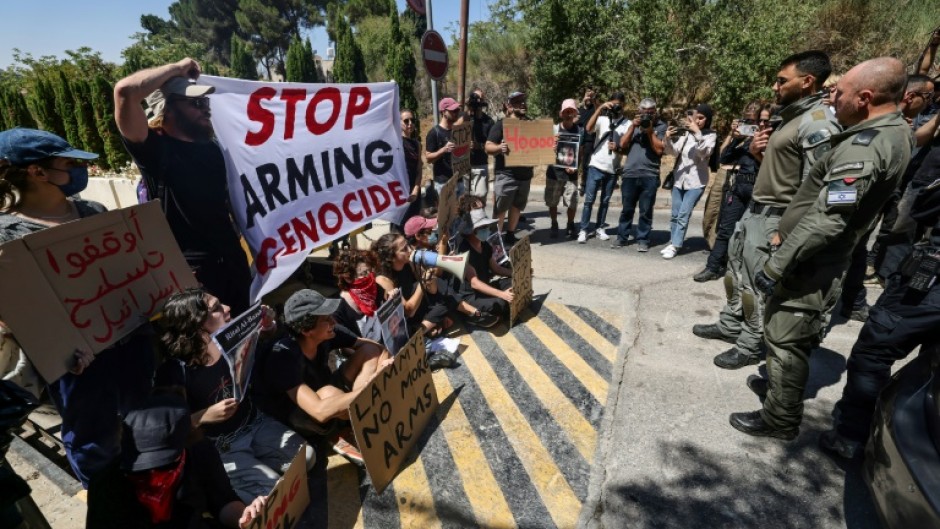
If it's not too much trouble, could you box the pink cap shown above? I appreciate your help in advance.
[404,216,438,237]
[560,98,578,117]
[438,97,460,112]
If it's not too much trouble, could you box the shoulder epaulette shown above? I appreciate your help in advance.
[852,129,880,146]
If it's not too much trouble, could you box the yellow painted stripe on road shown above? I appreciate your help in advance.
[432,369,516,529]
[326,456,365,529]
[462,334,582,529]
[393,454,441,529]
[548,303,618,363]
[489,328,597,462]
[520,318,609,402]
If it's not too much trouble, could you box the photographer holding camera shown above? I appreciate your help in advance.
[611,98,668,252]
[577,92,631,243]
[464,88,495,206]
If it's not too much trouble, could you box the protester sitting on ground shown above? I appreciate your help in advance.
[661,104,718,259]
[86,392,267,529]
[546,99,583,239]
[458,209,514,320]
[0,128,156,488]
[332,249,385,342]
[252,289,392,465]
[372,233,493,335]
[154,288,311,503]
[404,214,443,252]
[694,103,769,282]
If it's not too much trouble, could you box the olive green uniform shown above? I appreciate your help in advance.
[716,93,840,354]
[760,111,913,430]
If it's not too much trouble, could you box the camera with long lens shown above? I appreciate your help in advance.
[467,92,486,108]
[606,104,623,119]
[639,113,652,129]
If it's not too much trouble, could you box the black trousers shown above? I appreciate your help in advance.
[839,230,872,312]
[462,277,513,317]
[834,271,940,442]
[705,180,753,273]
[866,186,903,266]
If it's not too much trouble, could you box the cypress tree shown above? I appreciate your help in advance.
[386,0,418,113]
[230,35,257,80]
[332,14,367,84]
[27,77,65,137]
[0,88,11,130]
[10,88,37,129]
[70,79,104,159]
[90,75,129,171]
[285,36,303,82]
[52,69,80,147]
[304,38,320,83]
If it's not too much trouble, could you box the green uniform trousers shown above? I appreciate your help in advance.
[717,209,780,353]
[760,264,843,430]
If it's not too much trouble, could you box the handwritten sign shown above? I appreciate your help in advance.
[437,174,459,238]
[350,329,438,493]
[0,201,196,382]
[244,445,309,529]
[509,235,533,326]
[503,119,555,166]
[212,302,263,402]
[376,291,408,356]
[451,122,472,180]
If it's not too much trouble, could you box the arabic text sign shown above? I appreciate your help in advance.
[203,76,410,301]
[350,329,438,493]
[244,445,309,529]
[503,119,556,166]
[0,201,196,382]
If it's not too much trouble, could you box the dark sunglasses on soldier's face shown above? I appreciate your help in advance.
[172,97,210,110]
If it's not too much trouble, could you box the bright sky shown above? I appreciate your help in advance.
[0,0,490,69]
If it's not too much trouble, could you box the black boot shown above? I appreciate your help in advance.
[729,411,798,440]
[713,347,761,369]
[692,323,737,344]
[550,220,559,238]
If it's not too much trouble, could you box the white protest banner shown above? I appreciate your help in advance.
[202,76,410,301]
[211,302,263,402]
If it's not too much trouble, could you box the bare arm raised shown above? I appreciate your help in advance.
[114,58,201,143]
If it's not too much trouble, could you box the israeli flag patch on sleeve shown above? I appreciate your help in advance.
[827,178,858,205]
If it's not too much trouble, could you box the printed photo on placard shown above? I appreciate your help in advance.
[376,291,409,355]
[554,133,580,170]
[488,230,510,266]
[211,303,264,401]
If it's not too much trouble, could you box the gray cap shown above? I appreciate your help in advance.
[145,76,215,122]
[284,289,340,326]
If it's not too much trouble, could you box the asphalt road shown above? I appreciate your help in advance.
[514,197,884,529]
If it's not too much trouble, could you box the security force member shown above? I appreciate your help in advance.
[731,57,913,440]
[819,176,940,459]
[693,51,841,369]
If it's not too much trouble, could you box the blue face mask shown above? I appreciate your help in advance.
[427,230,440,245]
[475,228,492,241]
[51,166,89,197]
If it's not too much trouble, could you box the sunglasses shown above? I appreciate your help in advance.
[172,97,210,110]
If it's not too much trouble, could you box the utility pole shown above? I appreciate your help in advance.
[427,0,439,124]
[457,0,469,105]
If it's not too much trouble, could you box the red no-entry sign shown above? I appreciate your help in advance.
[421,30,448,81]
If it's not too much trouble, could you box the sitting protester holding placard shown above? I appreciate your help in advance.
[0,128,156,488]
[458,209,514,320]
[86,392,266,529]
[253,289,392,466]
[154,288,310,503]
[332,249,385,342]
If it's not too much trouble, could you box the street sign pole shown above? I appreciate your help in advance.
[457,0,468,106]
[427,0,439,124]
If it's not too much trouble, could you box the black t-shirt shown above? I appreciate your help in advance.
[719,138,760,177]
[459,239,495,284]
[425,125,453,183]
[402,136,421,191]
[253,329,357,426]
[469,113,495,166]
[155,357,255,439]
[488,119,535,181]
[122,130,243,260]
[85,439,240,529]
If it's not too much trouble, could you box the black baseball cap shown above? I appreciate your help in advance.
[121,393,190,472]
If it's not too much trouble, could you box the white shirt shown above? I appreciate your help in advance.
[589,115,631,174]
[664,131,717,189]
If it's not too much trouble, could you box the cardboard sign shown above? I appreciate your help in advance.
[451,122,472,179]
[376,290,409,356]
[350,329,438,493]
[211,302,263,402]
[202,76,410,301]
[554,133,580,170]
[437,174,459,238]
[503,119,555,166]
[509,235,533,326]
[0,201,196,382]
[244,445,309,529]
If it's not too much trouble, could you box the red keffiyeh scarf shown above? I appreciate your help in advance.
[348,272,378,317]
[127,450,187,524]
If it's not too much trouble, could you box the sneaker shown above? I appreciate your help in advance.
[466,311,499,328]
[595,227,610,241]
[611,240,628,249]
[550,220,559,238]
[331,431,365,466]
[693,268,723,282]
[566,222,576,238]
[660,243,675,255]
[636,240,650,252]
[577,230,588,243]
[662,245,678,259]
[503,232,519,246]
[818,429,862,460]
